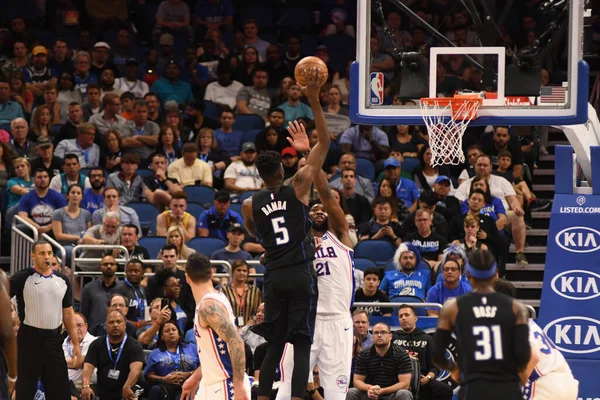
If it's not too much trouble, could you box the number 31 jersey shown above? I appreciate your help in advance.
[314,232,355,316]
[252,186,315,270]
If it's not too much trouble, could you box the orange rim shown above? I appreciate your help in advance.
[420,96,483,120]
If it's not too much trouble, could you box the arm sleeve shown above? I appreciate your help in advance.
[380,274,389,294]
[130,338,146,363]
[455,181,469,201]
[80,285,91,320]
[49,175,62,194]
[410,182,420,203]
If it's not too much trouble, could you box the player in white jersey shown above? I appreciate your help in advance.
[181,253,251,400]
[494,279,579,400]
[276,168,355,400]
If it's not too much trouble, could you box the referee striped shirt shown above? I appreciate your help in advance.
[10,268,72,330]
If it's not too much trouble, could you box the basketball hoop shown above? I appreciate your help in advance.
[420,94,483,167]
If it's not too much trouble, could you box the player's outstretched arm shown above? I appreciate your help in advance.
[512,299,533,384]
[314,170,352,248]
[289,68,330,202]
[200,299,248,398]
[432,298,458,371]
[241,198,257,238]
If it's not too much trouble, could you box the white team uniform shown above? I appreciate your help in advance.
[522,320,579,400]
[194,292,252,400]
[277,232,355,396]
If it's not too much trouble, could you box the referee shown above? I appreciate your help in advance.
[10,240,82,399]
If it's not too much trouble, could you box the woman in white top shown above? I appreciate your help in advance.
[413,144,454,191]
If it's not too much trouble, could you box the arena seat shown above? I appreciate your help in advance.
[136,169,155,179]
[233,114,265,132]
[204,100,221,119]
[239,191,256,202]
[354,240,395,266]
[186,202,206,218]
[228,203,242,215]
[353,257,378,272]
[128,202,159,232]
[355,157,376,181]
[183,186,216,206]
[241,129,261,144]
[138,236,167,257]
[188,237,227,257]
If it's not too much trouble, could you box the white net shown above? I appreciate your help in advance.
[420,98,482,167]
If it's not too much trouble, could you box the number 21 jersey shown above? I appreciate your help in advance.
[252,186,315,270]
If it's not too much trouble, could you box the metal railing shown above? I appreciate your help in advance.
[354,302,444,311]
[525,305,537,319]
[10,216,38,274]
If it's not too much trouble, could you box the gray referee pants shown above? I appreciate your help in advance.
[16,324,70,400]
[346,388,413,400]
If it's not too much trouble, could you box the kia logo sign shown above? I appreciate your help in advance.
[555,227,600,253]
[551,270,600,300]
[543,316,600,354]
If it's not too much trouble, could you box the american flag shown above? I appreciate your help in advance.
[540,86,567,104]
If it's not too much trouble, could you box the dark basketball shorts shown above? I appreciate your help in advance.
[460,380,522,400]
[252,261,318,344]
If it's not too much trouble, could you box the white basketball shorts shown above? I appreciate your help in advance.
[195,374,252,400]
[529,373,578,400]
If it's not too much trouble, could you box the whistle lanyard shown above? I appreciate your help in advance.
[233,284,246,316]
[133,124,146,136]
[164,149,177,164]
[106,334,127,369]
[169,346,181,371]
[125,279,145,320]
[199,152,209,163]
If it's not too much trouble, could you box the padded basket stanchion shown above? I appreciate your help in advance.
[420,95,483,166]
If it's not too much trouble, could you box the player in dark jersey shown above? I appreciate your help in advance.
[241,68,331,400]
[0,270,17,399]
[432,249,534,400]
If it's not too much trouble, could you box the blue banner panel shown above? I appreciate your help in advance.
[567,359,599,399]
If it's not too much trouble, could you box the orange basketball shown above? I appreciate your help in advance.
[294,56,328,87]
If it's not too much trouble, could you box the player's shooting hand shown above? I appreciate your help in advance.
[287,120,310,153]
[299,67,323,98]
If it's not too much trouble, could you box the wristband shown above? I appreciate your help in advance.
[427,375,432,381]
[83,384,91,389]
[7,375,16,383]
[154,319,161,325]
[136,321,141,329]
[307,388,316,395]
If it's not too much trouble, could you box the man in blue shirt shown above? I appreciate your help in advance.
[214,109,243,157]
[0,78,25,125]
[339,124,389,162]
[197,189,243,241]
[380,243,431,300]
[82,167,106,215]
[426,258,472,316]
[151,58,193,104]
[385,158,419,212]
[211,222,252,262]
[18,169,67,236]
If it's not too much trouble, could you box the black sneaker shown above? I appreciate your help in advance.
[530,198,553,212]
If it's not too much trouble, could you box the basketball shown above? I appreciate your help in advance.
[294,56,328,87]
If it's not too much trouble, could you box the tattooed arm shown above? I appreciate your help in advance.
[200,298,249,399]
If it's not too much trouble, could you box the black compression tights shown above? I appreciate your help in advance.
[258,336,312,399]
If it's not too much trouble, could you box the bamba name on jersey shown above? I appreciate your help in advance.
[261,201,287,216]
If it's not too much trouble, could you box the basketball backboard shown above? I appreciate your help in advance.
[350,0,590,126]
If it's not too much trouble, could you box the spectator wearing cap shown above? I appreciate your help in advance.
[402,190,449,238]
[236,67,271,122]
[24,46,59,97]
[54,122,101,168]
[7,118,36,160]
[156,190,197,241]
[243,19,270,61]
[198,189,244,240]
[281,147,299,180]
[380,157,420,212]
[182,100,220,143]
[214,109,244,158]
[31,136,64,179]
[279,80,314,126]
[89,93,128,137]
[204,62,243,110]
[121,100,161,163]
[106,153,145,205]
[116,58,150,99]
[112,28,135,77]
[211,223,252,263]
[0,78,25,125]
[154,0,192,40]
[151,58,193,104]
[73,52,98,102]
[340,125,390,167]
[224,142,263,195]
[432,175,461,224]
[90,42,116,79]
[167,142,213,187]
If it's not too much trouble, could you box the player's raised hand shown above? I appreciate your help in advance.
[299,67,322,98]
[287,120,310,153]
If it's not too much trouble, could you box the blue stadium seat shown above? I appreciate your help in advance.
[188,237,228,257]
[239,191,256,202]
[239,6,273,29]
[228,203,242,215]
[354,240,395,266]
[355,158,375,181]
[204,100,221,119]
[241,129,261,144]
[401,158,421,175]
[136,169,155,179]
[322,34,356,72]
[138,236,167,257]
[300,34,318,56]
[390,295,427,316]
[51,124,63,136]
[251,263,265,289]
[279,7,312,29]
[147,220,157,236]
[233,114,265,132]
[353,257,377,272]
[128,202,159,230]
[186,202,206,218]
[0,124,11,134]
[183,186,216,206]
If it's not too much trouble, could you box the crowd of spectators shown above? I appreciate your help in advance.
[2,0,577,398]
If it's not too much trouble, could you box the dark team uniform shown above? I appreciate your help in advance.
[251,186,318,343]
[0,274,8,400]
[455,292,523,400]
